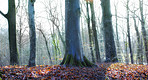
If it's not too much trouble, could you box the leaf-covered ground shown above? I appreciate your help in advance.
[0,63,147,80]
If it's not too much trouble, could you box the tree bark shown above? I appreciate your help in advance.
[126,0,134,64]
[28,0,36,67]
[101,0,118,62]
[114,2,122,62]
[60,0,94,67]
[133,16,143,64]
[86,1,95,63]
[0,0,19,65]
[90,2,101,63]
[139,0,148,64]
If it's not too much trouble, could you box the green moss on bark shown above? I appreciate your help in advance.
[60,54,95,67]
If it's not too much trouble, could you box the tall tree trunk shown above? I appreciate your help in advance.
[0,0,19,65]
[86,1,95,63]
[60,0,94,67]
[19,17,22,65]
[101,0,118,62]
[139,0,148,64]
[133,15,143,64]
[114,2,122,62]
[90,2,101,63]
[126,0,134,64]
[28,0,36,67]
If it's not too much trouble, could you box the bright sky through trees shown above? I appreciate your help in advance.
[0,0,148,41]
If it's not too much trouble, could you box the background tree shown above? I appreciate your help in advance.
[132,9,143,64]
[60,0,93,67]
[0,0,19,65]
[114,1,122,62]
[37,27,52,65]
[90,0,101,63]
[126,0,134,64]
[86,1,95,63]
[101,0,118,62]
[139,0,148,64]
[28,0,36,67]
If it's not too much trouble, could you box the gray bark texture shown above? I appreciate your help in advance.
[28,0,36,67]
[60,0,94,67]
[101,0,118,62]
[90,2,101,63]
[86,1,95,63]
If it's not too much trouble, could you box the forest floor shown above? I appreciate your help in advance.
[0,63,148,80]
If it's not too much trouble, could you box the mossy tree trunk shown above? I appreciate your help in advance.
[60,0,94,67]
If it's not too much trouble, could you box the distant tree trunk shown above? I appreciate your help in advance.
[126,0,134,64]
[0,0,19,65]
[37,28,52,65]
[28,0,36,67]
[90,1,101,63]
[139,0,148,64]
[132,15,143,64]
[114,2,122,62]
[60,0,94,67]
[86,1,95,63]
[101,0,118,62]
[19,17,23,65]
[123,32,129,64]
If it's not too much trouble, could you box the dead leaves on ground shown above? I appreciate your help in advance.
[0,63,148,80]
[105,63,148,80]
[0,65,105,79]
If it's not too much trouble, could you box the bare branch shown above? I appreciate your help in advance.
[0,11,7,18]
[128,8,142,22]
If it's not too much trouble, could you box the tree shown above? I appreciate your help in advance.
[90,1,101,63]
[126,0,134,64]
[101,0,118,62]
[60,0,94,67]
[139,0,148,64]
[37,27,52,65]
[0,0,19,65]
[86,1,95,63]
[28,0,36,67]
[114,1,122,62]
[132,14,143,64]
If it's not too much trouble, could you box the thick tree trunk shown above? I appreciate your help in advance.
[86,2,95,63]
[8,0,19,65]
[0,0,19,65]
[101,0,118,62]
[28,0,36,67]
[126,0,134,64]
[60,0,94,67]
[90,2,101,63]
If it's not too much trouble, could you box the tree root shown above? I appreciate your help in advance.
[60,54,96,67]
